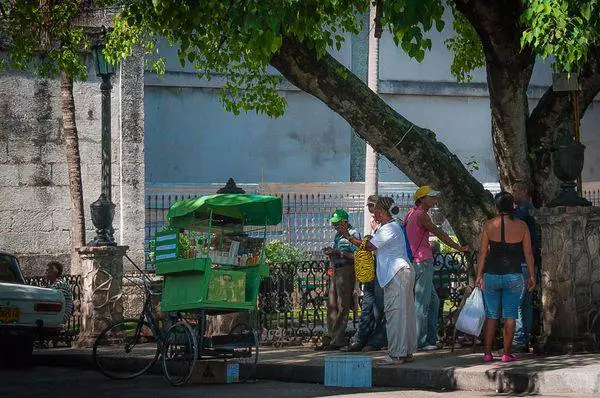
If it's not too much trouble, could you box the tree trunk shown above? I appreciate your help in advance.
[271,37,495,248]
[455,0,535,193]
[60,71,86,273]
[527,46,600,206]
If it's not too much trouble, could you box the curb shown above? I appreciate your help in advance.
[32,351,600,394]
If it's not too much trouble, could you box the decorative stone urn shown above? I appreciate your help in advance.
[90,193,117,246]
[549,142,592,207]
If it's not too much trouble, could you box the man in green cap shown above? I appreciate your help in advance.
[316,209,360,350]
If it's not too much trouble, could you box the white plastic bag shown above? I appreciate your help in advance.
[455,287,485,336]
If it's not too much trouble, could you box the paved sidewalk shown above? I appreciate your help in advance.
[33,346,600,394]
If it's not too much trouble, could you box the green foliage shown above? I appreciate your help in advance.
[445,7,485,82]
[0,0,90,80]
[465,155,480,174]
[104,0,447,116]
[521,0,600,73]
[264,240,309,264]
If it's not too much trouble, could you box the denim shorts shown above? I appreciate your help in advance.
[483,273,524,319]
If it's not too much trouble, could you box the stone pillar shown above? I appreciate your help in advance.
[76,245,128,347]
[535,207,600,353]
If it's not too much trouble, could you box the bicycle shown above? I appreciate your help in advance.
[93,254,198,385]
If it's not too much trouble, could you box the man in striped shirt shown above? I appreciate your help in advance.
[45,261,73,323]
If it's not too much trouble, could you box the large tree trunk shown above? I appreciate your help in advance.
[527,46,600,206]
[455,0,535,193]
[60,71,86,272]
[271,37,495,248]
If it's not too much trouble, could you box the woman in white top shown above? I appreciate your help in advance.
[337,196,416,364]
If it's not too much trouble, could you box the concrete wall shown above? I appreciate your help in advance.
[0,52,146,275]
[144,15,600,186]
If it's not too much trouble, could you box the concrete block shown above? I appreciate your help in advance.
[50,163,70,186]
[40,143,65,164]
[0,141,7,163]
[7,139,41,163]
[10,209,53,232]
[0,211,15,230]
[52,209,72,231]
[0,164,20,186]
[0,186,70,211]
[18,163,52,186]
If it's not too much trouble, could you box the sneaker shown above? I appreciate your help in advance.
[340,343,364,352]
[379,354,408,365]
[501,353,519,362]
[421,344,439,351]
[483,353,494,362]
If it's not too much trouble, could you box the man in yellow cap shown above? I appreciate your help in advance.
[316,209,359,351]
[405,186,469,351]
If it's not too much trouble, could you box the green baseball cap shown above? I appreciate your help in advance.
[330,209,349,223]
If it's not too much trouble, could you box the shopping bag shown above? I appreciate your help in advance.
[354,237,375,283]
[455,287,485,336]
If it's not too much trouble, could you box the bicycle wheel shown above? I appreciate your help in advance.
[93,318,159,379]
[161,321,197,386]
[228,323,259,382]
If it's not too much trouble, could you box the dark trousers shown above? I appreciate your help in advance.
[325,265,355,347]
[353,279,387,348]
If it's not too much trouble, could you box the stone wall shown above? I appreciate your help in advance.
[0,51,145,275]
[535,206,600,352]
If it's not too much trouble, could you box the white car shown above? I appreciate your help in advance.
[0,251,65,366]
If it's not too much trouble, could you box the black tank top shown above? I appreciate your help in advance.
[485,215,524,275]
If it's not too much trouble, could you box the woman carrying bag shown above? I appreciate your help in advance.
[475,191,536,362]
[338,196,416,364]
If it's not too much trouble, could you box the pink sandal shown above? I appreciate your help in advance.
[501,353,519,362]
[483,353,494,362]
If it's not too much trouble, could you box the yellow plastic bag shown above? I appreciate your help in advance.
[354,237,375,282]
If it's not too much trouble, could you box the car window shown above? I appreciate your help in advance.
[0,254,23,284]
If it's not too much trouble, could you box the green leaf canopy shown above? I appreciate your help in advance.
[167,194,283,229]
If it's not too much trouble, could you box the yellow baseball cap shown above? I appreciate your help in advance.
[414,186,440,202]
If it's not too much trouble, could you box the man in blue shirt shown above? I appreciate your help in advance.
[316,209,359,351]
[512,182,539,351]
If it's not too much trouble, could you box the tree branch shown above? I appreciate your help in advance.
[270,36,495,247]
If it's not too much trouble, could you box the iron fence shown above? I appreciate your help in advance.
[145,192,417,267]
[25,275,83,346]
[584,189,600,206]
[257,253,476,346]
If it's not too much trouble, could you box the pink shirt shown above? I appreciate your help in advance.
[405,208,433,262]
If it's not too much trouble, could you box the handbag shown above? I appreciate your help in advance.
[354,237,375,282]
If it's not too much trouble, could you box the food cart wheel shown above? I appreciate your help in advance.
[228,322,259,382]
[161,321,198,386]
[93,318,160,380]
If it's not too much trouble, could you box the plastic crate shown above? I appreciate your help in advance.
[324,355,372,387]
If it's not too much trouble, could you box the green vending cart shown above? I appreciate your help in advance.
[154,194,282,385]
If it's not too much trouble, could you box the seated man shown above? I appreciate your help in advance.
[45,261,73,323]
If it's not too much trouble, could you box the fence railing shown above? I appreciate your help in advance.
[257,253,476,346]
[25,275,83,346]
[146,192,417,266]
[146,189,600,269]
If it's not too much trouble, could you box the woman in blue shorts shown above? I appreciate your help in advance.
[475,192,535,362]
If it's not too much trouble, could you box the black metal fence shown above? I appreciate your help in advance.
[257,253,476,346]
[25,275,83,346]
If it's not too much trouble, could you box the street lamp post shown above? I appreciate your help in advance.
[90,43,117,246]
